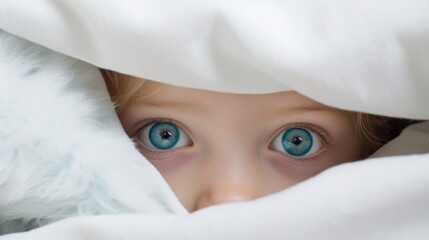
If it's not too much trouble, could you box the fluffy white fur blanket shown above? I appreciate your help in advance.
[0,31,186,234]
[0,0,429,239]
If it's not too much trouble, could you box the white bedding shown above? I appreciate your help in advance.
[0,0,428,239]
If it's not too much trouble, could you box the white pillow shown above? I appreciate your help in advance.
[0,30,186,234]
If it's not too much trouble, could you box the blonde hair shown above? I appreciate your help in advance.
[101,69,161,113]
[354,113,416,157]
[101,69,414,158]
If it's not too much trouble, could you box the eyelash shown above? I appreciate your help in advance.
[142,148,178,159]
[269,122,332,162]
[290,123,330,144]
[132,118,194,153]
[133,119,332,163]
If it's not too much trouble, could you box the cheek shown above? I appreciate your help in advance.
[265,141,360,185]
[266,154,333,183]
[143,150,199,211]
[144,150,195,171]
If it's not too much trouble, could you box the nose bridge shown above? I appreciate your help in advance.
[195,149,263,210]
[193,110,264,210]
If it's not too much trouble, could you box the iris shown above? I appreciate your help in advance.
[281,128,313,156]
[138,120,191,151]
[148,122,180,150]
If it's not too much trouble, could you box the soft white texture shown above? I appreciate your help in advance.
[2,153,429,240]
[0,31,186,234]
[371,121,429,158]
[1,0,429,119]
[0,0,428,239]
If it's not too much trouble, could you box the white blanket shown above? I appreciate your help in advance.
[0,0,428,239]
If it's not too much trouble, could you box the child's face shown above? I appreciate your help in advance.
[115,80,362,212]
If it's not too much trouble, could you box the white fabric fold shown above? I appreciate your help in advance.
[2,152,429,240]
[1,0,428,119]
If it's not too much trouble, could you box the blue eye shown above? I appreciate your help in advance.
[138,121,191,150]
[271,127,323,157]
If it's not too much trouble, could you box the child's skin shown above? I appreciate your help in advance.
[111,76,362,212]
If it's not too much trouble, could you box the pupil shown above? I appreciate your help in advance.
[161,130,172,140]
[291,136,303,145]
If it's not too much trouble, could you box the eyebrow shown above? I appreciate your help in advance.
[132,98,198,111]
[130,94,336,117]
[285,106,330,113]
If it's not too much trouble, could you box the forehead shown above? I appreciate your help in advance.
[112,74,339,118]
[129,81,332,113]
